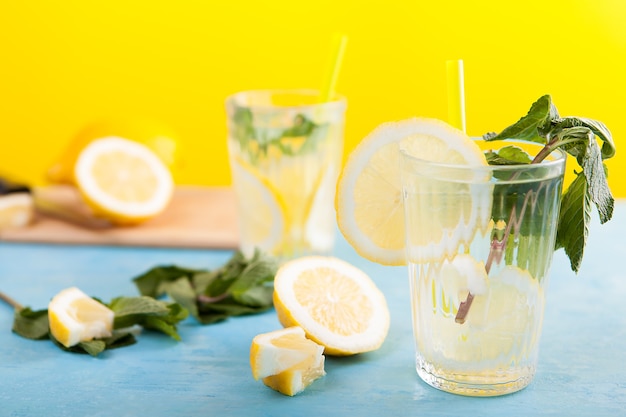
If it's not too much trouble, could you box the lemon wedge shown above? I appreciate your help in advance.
[48,287,115,348]
[336,118,489,266]
[273,256,390,356]
[73,136,174,225]
[0,193,34,230]
[250,326,325,396]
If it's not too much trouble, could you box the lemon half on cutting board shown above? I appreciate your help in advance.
[73,136,174,225]
[47,119,180,184]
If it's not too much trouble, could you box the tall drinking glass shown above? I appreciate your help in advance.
[226,90,346,260]
[400,141,566,396]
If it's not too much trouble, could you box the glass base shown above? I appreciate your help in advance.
[415,355,535,397]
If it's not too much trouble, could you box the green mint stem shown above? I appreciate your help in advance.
[0,291,23,311]
[455,144,553,324]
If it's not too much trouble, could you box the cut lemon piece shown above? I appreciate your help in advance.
[230,158,287,257]
[48,287,114,348]
[0,193,34,230]
[74,136,174,225]
[250,326,326,396]
[336,118,489,265]
[273,256,390,356]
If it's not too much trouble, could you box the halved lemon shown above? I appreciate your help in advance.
[273,256,390,356]
[48,119,180,184]
[250,326,325,396]
[74,136,174,225]
[48,287,115,348]
[230,158,287,257]
[336,118,489,266]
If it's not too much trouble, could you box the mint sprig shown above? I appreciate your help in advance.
[483,94,615,272]
[10,296,187,357]
[455,95,615,324]
[132,249,278,325]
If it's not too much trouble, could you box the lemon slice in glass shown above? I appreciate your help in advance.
[230,158,287,257]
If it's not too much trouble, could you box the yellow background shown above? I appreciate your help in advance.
[1,1,625,195]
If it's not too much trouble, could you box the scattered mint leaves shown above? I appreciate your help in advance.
[10,296,187,357]
[109,296,188,341]
[132,249,278,325]
[483,94,615,272]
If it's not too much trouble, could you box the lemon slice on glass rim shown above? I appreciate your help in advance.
[335,118,491,266]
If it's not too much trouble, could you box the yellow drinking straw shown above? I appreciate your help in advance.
[446,59,466,133]
[320,33,349,102]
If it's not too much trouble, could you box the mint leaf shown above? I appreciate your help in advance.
[549,125,614,224]
[53,332,138,357]
[228,254,276,307]
[483,95,555,144]
[132,265,201,298]
[485,146,533,165]
[551,116,615,159]
[109,296,187,341]
[555,172,590,271]
[77,340,107,356]
[281,114,316,137]
[12,307,49,340]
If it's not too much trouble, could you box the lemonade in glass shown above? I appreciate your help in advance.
[335,94,614,397]
[226,90,346,260]
[400,141,566,396]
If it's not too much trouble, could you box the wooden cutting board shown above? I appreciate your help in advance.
[0,185,240,249]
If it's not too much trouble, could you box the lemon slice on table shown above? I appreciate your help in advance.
[335,118,489,266]
[230,158,287,257]
[73,137,174,225]
[250,326,325,396]
[48,287,115,348]
[273,256,390,356]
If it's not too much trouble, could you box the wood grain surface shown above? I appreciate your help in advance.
[0,185,239,248]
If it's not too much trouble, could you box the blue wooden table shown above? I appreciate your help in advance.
[2,203,625,417]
